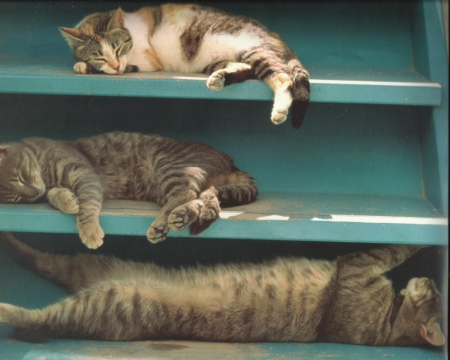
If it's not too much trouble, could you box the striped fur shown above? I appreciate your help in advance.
[59,4,310,128]
[0,233,445,346]
[0,132,258,248]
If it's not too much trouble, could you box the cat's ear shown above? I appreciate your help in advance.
[59,27,84,48]
[420,323,446,346]
[107,8,125,29]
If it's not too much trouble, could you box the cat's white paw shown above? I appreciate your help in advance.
[147,220,169,243]
[77,222,104,249]
[47,188,79,214]
[207,72,225,91]
[271,108,289,125]
[168,200,203,232]
[74,62,88,74]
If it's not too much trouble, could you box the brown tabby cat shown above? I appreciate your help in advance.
[0,233,445,346]
[59,3,310,128]
[0,132,257,249]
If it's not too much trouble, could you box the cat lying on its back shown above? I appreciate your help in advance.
[0,233,445,347]
[59,3,310,128]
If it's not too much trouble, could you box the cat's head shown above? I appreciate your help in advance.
[59,8,132,75]
[389,277,445,347]
[0,144,46,203]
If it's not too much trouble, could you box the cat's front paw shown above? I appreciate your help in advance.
[74,62,89,74]
[207,72,225,91]
[147,220,169,244]
[47,188,79,214]
[77,221,104,249]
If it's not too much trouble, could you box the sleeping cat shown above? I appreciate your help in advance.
[59,3,310,128]
[0,132,257,249]
[0,233,445,346]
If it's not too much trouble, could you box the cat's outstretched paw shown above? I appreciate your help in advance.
[74,62,89,74]
[168,200,203,232]
[207,72,225,91]
[147,221,169,244]
[47,188,79,214]
[77,222,104,249]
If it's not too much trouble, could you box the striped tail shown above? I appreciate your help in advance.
[288,59,310,129]
[216,168,258,207]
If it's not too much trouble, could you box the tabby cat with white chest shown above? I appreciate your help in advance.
[59,3,310,128]
[0,132,257,249]
[0,233,445,346]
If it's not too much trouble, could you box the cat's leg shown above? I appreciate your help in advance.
[204,61,255,91]
[168,187,221,235]
[339,245,428,275]
[0,233,115,293]
[47,188,79,214]
[67,169,105,249]
[0,282,142,342]
[147,190,198,243]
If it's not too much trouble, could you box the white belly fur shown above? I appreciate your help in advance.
[125,11,263,73]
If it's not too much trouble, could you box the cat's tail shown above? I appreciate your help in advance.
[288,59,310,129]
[0,232,109,294]
[216,167,258,207]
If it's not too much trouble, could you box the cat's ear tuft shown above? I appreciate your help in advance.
[59,27,84,47]
[108,8,125,29]
[420,324,446,346]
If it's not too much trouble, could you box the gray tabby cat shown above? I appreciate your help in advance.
[59,3,310,128]
[0,132,257,249]
[0,233,445,346]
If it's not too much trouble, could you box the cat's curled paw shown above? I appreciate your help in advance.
[207,72,225,91]
[74,62,89,74]
[77,221,104,249]
[47,188,79,214]
[147,220,169,244]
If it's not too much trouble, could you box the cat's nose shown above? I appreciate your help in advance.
[112,63,120,71]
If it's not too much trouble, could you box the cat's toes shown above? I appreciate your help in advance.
[168,201,202,232]
[147,222,169,244]
[207,72,225,91]
[77,222,104,249]
[74,62,88,74]
[168,208,192,232]
[271,109,288,125]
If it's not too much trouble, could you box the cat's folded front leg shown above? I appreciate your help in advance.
[47,188,80,214]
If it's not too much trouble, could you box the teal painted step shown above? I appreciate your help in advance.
[0,193,446,244]
[0,64,441,106]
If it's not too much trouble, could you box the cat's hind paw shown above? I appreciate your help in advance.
[147,221,169,244]
[77,221,104,249]
[168,200,203,232]
[207,72,225,91]
[74,62,89,74]
[47,188,79,214]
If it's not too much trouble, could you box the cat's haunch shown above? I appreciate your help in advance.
[0,132,258,248]
[59,4,310,128]
[0,233,445,346]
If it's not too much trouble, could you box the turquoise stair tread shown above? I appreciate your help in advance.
[0,193,446,244]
